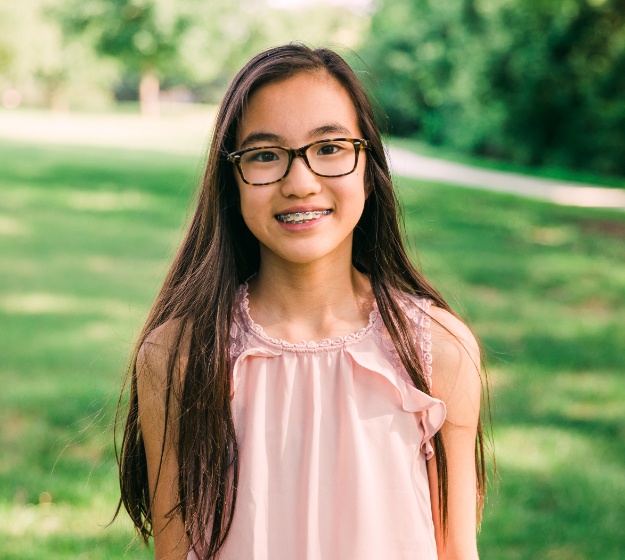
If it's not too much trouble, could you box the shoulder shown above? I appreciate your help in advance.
[135,319,194,449]
[396,293,477,353]
[137,318,191,397]
[427,305,481,427]
[428,305,479,371]
[141,317,191,362]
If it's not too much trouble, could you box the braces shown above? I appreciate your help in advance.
[276,210,331,223]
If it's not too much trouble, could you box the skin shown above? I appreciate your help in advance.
[427,309,482,560]
[237,72,372,342]
[138,70,481,559]
[137,320,191,560]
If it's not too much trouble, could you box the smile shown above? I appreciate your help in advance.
[275,210,332,223]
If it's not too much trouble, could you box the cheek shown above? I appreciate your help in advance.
[239,195,254,227]
[237,180,254,217]
[347,172,367,207]
[238,188,268,234]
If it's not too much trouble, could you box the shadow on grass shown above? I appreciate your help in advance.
[480,463,624,560]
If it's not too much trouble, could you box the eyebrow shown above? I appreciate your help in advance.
[308,123,352,138]
[240,132,283,149]
[239,122,353,149]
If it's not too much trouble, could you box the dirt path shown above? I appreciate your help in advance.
[388,147,625,211]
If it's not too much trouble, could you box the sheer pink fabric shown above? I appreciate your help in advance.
[188,285,445,559]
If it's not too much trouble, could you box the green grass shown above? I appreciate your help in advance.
[391,136,625,189]
[1,137,624,559]
[396,177,625,558]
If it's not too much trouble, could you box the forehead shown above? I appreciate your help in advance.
[237,72,361,145]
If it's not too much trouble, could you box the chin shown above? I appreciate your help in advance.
[265,244,340,266]
[259,235,354,267]
[279,251,330,265]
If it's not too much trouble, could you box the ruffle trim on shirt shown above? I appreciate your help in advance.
[396,294,434,389]
[239,282,380,352]
[230,346,283,399]
[345,344,446,460]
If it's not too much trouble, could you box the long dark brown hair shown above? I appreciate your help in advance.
[113,43,488,558]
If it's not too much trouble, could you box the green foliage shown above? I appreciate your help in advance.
[0,0,116,109]
[1,129,625,557]
[363,0,625,176]
[177,3,370,101]
[1,2,370,109]
[58,0,192,76]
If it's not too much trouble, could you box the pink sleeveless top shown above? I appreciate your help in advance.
[188,284,446,559]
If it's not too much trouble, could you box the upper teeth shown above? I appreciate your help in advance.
[277,210,331,223]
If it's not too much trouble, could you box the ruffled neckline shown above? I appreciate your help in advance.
[238,282,380,352]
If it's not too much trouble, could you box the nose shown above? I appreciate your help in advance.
[280,156,322,198]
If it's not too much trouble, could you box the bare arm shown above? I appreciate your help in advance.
[137,323,191,560]
[426,306,482,560]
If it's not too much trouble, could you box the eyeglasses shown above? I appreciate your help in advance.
[226,138,369,186]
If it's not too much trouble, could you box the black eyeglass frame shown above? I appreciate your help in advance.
[226,138,370,186]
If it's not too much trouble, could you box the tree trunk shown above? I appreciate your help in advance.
[139,71,160,118]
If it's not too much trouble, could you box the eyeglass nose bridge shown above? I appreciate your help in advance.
[282,146,315,177]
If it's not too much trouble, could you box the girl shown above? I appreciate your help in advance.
[115,44,487,560]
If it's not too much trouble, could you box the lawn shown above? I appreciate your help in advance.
[1,137,624,559]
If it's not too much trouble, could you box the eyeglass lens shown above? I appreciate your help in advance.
[239,140,358,185]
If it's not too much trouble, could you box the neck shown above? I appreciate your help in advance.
[247,250,373,341]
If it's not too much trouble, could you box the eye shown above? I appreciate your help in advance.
[316,143,343,156]
[249,150,280,163]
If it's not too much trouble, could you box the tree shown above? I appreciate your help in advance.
[174,1,372,103]
[0,0,114,110]
[362,0,625,175]
[58,0,193,116]
[55,0,371,113]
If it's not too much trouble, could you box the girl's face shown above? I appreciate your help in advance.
[234,71,367,268]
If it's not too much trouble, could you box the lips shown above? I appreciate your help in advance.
[275,210,332,223]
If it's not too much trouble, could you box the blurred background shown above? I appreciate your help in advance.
[1,0,624,558]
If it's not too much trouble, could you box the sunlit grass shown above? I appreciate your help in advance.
[1,137,624,558]
[0,498,153,560]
